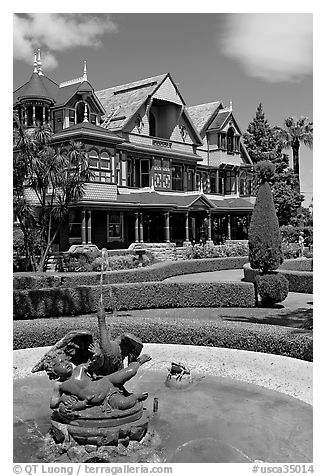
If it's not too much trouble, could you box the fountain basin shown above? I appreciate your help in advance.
[14,344,312,463]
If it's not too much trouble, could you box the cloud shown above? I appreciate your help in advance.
[13,13,118,69]
[218,14,312,83]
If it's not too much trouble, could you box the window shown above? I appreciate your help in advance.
[172,165,183,191]
[88,150,114,183]
[69,110,75,126]
[239,172,246,196]
[76,102,87,124]
[210,172,217,193]
[100,152,112,183]
[107,213,122,240]
[202,172,210,193]
[227,128,235,153]
[196,172,201,191]
[127,157,150,188]
[218,170,225,194]
[90,114,97,125]
[187,169,195,191]
[225,169,236,195]
[220,133,226,150]
[53,110,63,133]
[69,210,81,242]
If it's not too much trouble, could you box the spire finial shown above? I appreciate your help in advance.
[83,60,87,81]
[37,49,44,76]
[33,52,38,73]
[230,100,233,111]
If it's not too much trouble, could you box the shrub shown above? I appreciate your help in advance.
[13,314,313,361]
[280,225,313,247]
[185,242,248,260]
[13,256,249,290]
[257,273,289,306]
[248,164,283,273]
[282,242,301,259]
[13,280,255,319]
[279,258,313,272]
[279,270,313,294]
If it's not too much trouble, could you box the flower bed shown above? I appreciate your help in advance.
[13,280,255,319]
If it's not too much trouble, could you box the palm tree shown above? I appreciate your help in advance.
[277,116,313,193]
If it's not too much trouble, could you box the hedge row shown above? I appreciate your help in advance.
[13,314,313,361]
[243,262,313,294]
[13,281,255,319]
[279,270,313,294]
[279,258,313,272]
[13,256,249,290]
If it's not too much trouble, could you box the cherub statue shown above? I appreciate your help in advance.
[43,342,151,414]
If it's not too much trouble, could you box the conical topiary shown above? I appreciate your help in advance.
[248,160,283,274]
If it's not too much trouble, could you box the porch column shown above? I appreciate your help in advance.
[87,210,92,244]
[42,106,46,124]
[139,212,144,243]
[164,212,170,243]
[185,212,190,242]
[135,212,139,243]
[24,107,27,127]
[207,211,212,242]
[81,209,87,244]
[227,214,232,240]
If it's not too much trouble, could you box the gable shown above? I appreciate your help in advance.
[152,76,183,106]
[208,111,242,135]
[189,195,215,210]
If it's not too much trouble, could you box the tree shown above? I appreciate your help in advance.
[243,103,280,164]
[275,116,313,194]
[13,118,93,271]
[243,104,304,226]
[248,161,283,274]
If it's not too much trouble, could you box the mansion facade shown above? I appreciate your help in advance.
[13,52,255,251]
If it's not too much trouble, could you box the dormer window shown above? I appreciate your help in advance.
[76,101,88,124]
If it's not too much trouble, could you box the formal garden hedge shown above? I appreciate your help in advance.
[243,259,313,294]
[13,256,249,290]
[13,280,255,319]
[13,313,312,362]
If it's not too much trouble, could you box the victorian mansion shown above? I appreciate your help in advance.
[13,51,255,251]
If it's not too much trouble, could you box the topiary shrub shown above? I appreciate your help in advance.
[257,273,289,306]
[249,160,283,274]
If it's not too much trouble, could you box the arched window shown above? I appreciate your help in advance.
[100,152,112,183]
[149,111,156,137]
[227,128,235,152]
[88,150,100,181]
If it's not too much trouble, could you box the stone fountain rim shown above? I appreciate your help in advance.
[13,343,312,405]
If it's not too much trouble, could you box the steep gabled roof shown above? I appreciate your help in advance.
[187,101,222,134]
[96,74,168,131]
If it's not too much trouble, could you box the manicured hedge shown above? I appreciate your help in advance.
[279,258,313,272]
[279,270,313,294]
[13,256,249,290]
[13,280,255,319]
[243,262,313,294]
[13,314,313,361]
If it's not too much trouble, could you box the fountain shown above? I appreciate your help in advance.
[13,250,313,463]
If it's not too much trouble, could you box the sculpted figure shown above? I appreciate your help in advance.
[44,342,151,413]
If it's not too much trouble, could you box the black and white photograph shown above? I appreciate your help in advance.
[10,5,317,474]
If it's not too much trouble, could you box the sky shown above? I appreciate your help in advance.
[13,12,313,205]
